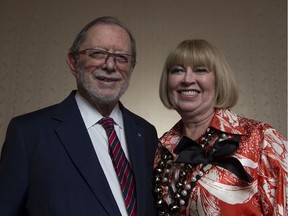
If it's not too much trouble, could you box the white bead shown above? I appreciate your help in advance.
[185,184,191,190]
[162,177,168,182]
[165,169,171,174]
[181,190,187,196]
[179,199,185,205]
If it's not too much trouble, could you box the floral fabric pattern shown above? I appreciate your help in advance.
[154,109,288,215]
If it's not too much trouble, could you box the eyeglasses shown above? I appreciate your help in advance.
[77,48,134,64]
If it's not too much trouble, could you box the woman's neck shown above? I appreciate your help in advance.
[180,109,215,140]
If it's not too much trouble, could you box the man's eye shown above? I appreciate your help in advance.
[89,51,106,59]
[115,54,128,63]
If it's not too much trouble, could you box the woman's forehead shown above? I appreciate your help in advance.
[168,53,212,68]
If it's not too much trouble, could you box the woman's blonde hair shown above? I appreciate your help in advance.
[159,39,239,109]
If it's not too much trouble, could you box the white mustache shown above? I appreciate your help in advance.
[93,70,122,81]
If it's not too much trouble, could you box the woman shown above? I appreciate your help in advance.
[154,39,287,215]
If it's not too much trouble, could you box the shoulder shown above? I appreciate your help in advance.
[229,111,287,147]
[214,109,282,136]
[238,115,279,137]
[10,104,58,125]
[10,91,77,126]
[119,102,156,129]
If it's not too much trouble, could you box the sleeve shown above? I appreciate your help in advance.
[0,118,28,216]
[258,125,288,215]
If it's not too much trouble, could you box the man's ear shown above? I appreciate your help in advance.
[66,52,78,75]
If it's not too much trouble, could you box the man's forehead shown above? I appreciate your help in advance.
[83,24,132,52]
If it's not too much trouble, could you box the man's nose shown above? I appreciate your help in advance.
[102,56,116,72]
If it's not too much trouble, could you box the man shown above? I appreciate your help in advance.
[0,16,158,216]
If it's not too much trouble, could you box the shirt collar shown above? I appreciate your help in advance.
[75,91,123,129]
[161,108,246,141]
[210,109,246,135]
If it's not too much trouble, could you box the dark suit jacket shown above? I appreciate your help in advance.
[0,91,158,216]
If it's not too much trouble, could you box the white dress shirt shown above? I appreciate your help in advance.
[75,92,129,216]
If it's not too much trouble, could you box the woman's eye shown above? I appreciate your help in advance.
[170,67,184,74]
[194,67,209,72]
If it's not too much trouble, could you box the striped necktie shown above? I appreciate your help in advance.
[99,117,137,216]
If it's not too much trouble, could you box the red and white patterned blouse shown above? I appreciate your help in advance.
[154,109,287,215]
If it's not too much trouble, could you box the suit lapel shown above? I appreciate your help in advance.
[121,104,147,214]
[52,92,121,215]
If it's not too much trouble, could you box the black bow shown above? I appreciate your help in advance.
[173,135,253,183]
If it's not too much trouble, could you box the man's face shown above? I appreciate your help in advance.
[72,24,134,106]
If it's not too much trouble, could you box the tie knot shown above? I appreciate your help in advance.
[99,117,115,132]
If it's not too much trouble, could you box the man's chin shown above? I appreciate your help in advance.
[91,93,120,104]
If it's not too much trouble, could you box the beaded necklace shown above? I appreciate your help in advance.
[153,127,222,215]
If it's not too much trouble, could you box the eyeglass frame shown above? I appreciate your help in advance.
[75,48,135,65]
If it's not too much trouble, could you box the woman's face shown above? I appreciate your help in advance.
[167,65,216,116]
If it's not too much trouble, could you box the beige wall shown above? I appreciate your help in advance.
[0,0,287,149]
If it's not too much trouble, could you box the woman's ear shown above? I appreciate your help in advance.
[66,52,78,75]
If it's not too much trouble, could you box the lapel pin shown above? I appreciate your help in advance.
[137,133,142,137]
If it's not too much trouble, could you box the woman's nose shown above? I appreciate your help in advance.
[183,67,195,83]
